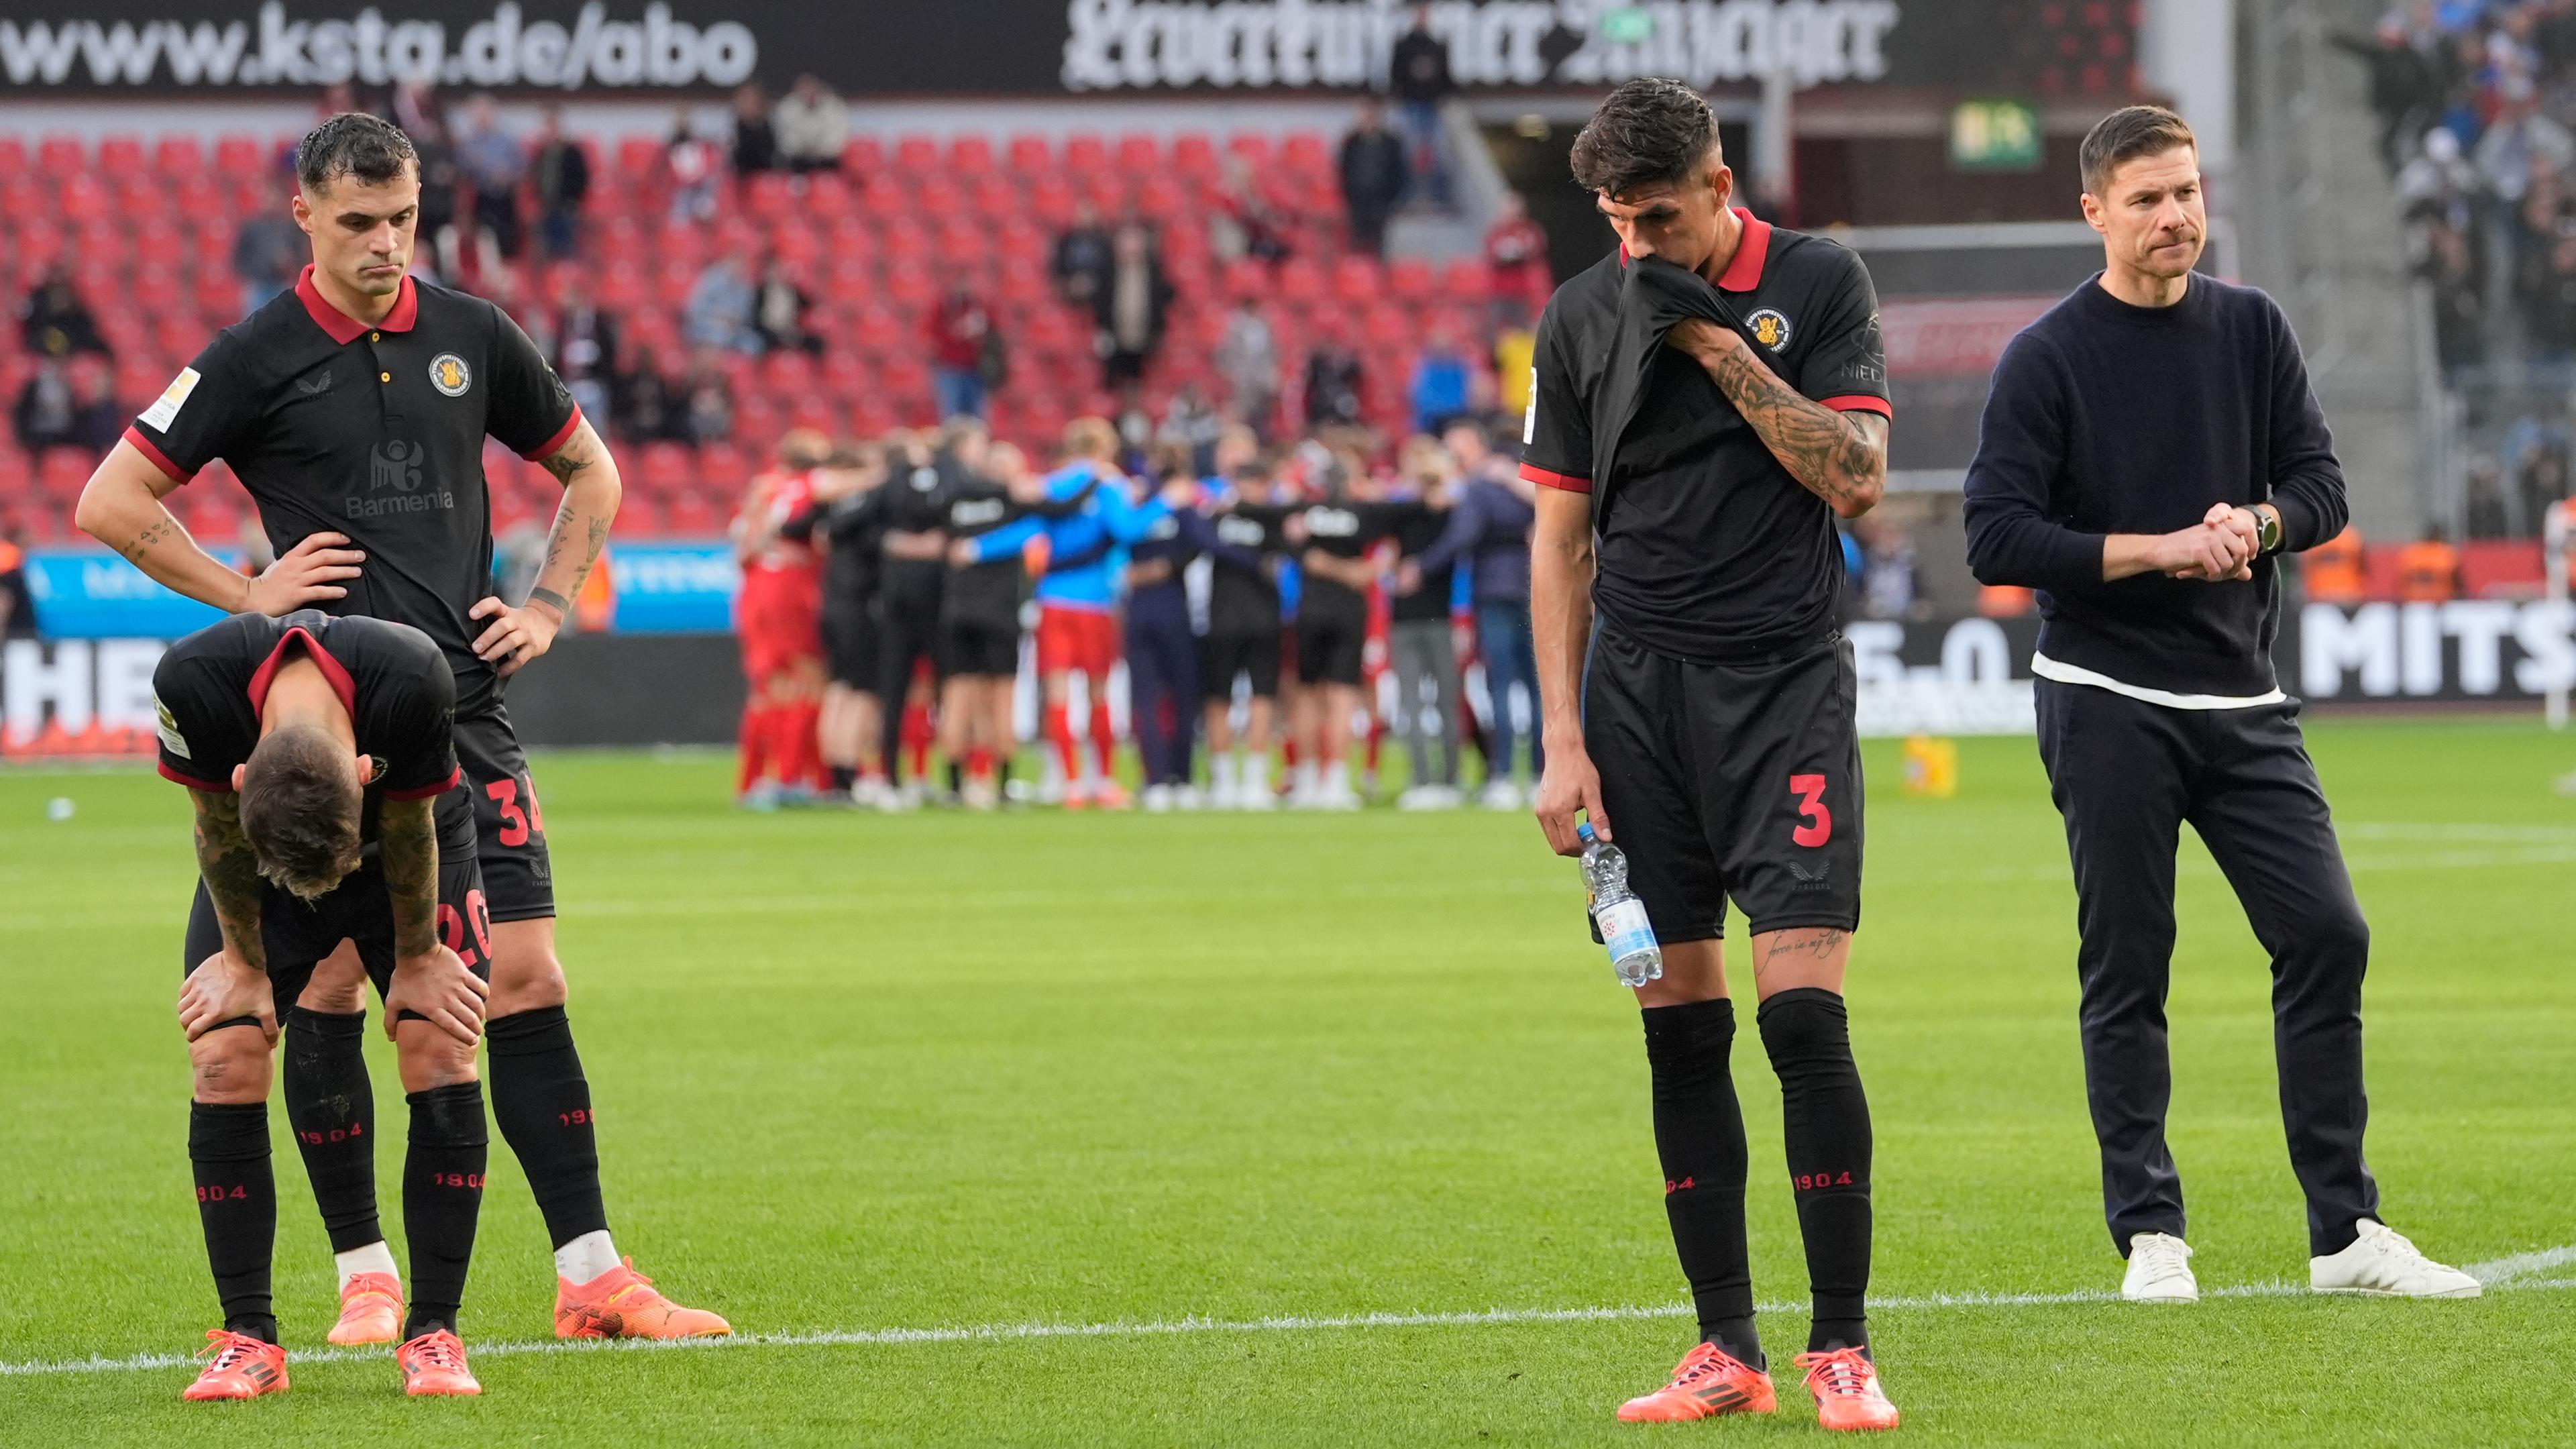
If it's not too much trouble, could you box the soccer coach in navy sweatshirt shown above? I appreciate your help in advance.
[1964,105,2479,1305]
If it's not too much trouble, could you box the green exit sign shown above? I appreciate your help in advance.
[1951,99,2041,171]
[1599,7,1654,42]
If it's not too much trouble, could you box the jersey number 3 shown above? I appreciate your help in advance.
[1789,773,1832,848]
[485,775,545,847]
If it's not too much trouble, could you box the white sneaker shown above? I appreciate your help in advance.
[2121,1232,2198,1303]
[1237,782,1277,811]
[1173,785,1205,811]
[1142,784,1175,813]
[2310,1219,2482,1298]
[1478,780,1521,811]
[1397,784,1460,811]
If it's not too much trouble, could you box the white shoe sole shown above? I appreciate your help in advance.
[2312,1283,2482,1299]
[2123,1285,2199,1303]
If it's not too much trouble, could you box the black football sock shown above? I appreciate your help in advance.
[828,765,856,792]
[282,1006,383,1253]
[485,1006,610,1250]
[1642,996,1760,1370]
[190,1099,278,1344]
[1758,987,1874,1354]
[401,1082,487,1342]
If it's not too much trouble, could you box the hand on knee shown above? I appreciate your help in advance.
[395,1021,481,1093]
[190,1026,275,1104]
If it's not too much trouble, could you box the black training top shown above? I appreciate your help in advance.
[1254,499,1410,620]
[1521,211,1890,664]
[1389,498,1453,625]
[127,267,581,717]
[1205,504,1287,634]
[874,457,952,615]
[939,470,1026,628]
[1961,275,2347,698]
[152,608,474,856]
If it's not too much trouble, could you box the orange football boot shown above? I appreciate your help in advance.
[327,1271,403,1346]
[180,1330,288,1402]
[1616,1341,1777,1423]
[1798,1346,1900,1432]
[554,1258,732,1340]
[1091,780,1132,811]
[396,1328,481,1397]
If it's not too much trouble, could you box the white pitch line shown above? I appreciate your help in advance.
[5,1246,2568,1381]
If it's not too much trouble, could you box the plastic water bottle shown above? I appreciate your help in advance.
[1577,820,1663,987]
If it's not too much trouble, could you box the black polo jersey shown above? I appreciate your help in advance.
[1242,499,1409,618]
[939,470,1025,627]
[1521,211,1890,664]
[1205,504,1287,633]
[125,266,582,715]
[153,609,475,857]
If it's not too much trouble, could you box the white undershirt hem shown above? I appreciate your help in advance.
[2030,653,2286,710]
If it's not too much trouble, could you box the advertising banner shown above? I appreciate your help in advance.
[22,547,235,641]
[0,0,2135,97]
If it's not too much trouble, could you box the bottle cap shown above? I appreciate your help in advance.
[1575,820,1596,845]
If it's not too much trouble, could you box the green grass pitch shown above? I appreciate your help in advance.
[2,718,2571,1446]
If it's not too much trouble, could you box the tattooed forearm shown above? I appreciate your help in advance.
[532,423,620,607]
[123,517,180,564]
[537,432,592,486]
[525,586,571,616]
[1695,339,1887,517]
[189,790,268,973]
[376,795,440,959]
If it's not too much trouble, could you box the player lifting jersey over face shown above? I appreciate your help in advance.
[77,111,727,1354]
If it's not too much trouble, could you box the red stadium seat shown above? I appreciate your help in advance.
[0,446,32,500]
[1226,133,1274,171]
[996,257,1050,308]
[665,492,719,535]
[1220,258,1268,303]
[806,172,858,222]
[0,137,25,176]
[617,496,665,535]
[700,441,750,492]
[761,350,816,395]
[744,171,794,223]
[213,134,266,179]
[879,260,935,312]
[971,174,1019,219]
[594,260,645,312]
[821,350,871,400]
[97,136,144,176]
[894,134,940,178]
[824,256,875,307]
[912,174,965,219]
[933,218,990,264]
[1026,174,1077,229]
[193,270,241,321]
[879,220,932,268]
[1114,133,1161,176]
[1277,258,1326,307]
[840,136,883,177]
[1280,133,1330,179]
[616,136,663,181]
[950,135,995,178]
[1134,174,1186,222]
[826,215,876,262]
[1006,133,1053,177]
[1332,255,1383,306]
[1171,133,1219,183]
[855,307,904,355]
[150,136,207,180]
[1062,133,1108,176]
[1387,258,1435,304]
[58,173,109,222]
[37,134,84,174]
[39,448,94,503]
[1438,257,1495,303]
[772,226,820,271]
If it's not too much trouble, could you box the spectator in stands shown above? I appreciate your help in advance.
[612,344,688,444]
[0,523,30,637]
[667,105,724,223]
[10,358,78,452]
[730,83,777,175]
[2333,15,2446,174]
[1093,223,1173,400]
[1053,201,1114,307]
[407,106,466,279]
[686,248,763,354]
[1483,191,1553,313]
[230,211,303,318]
[1214,298,1279,435]
[1212,158,1293,262]
[2398,125,2481,211]
[684,347,737,445]
[1303,326,1366,429]
[1854,513,1920,619]
[756,258,820,356]
[1387,4,1456,209]
[454,93,527,258]
[1339,101,1409,258]
[2466,457,2512,537]
[2531,221,2576,357]
[2413,203,2487,370]
[68,360,121,455]
[2521,437,2571,526]
[773,74,849,174]
[1407,325,1472,435]
[536,278,620,429]
[19,264,106,360]
[2475,80,2571,213]
[929,285,995,420]
[531,104,590,262]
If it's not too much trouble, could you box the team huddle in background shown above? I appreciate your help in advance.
[727,412,1548,813]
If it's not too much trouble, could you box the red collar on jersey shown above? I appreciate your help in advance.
[246,625,358,721]
[295,264,418,344]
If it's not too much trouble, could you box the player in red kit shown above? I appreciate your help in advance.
[731,430,830,806]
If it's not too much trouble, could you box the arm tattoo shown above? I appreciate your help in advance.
[123,517,179,564]
[376,795,440,959]
[1753,927,1847,984]
[537,431,592,486]
[1701,344,1887,513]
[525,586,572,616]
[189,790,268,973]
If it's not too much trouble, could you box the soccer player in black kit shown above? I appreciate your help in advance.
[1963,106,2479,1305]
[77,113,727,1349]
[1523,80,1898,1430]
[154,610,493,1399]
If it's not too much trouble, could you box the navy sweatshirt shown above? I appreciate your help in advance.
[1962,275,2347,698]
[1413,476,1534,606]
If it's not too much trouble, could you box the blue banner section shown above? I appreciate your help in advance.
[24,549,235,640]
[609,543,739,634]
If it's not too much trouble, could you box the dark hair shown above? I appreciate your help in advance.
[237,724,362,902]
[2079,105,2196,197]
[295,111,419,192]
[1569,78,1719,197]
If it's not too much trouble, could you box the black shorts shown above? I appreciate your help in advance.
[1295,606,1366,688]
[454,705,553,923]
[822,598,880,690]
[1200,627,1281,700]
[1582,621,1863,942]
[183,851,492,1023]
[941,613,1021,678]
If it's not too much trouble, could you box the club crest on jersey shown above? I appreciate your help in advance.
[428,354,472,397]
[1746,309,1793,351]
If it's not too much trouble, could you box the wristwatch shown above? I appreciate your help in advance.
[2255,505,2282,555]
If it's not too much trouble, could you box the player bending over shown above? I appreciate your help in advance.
[158,612,490,1400]
[76,110,725,1347]
[1527,80,1899,1430]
